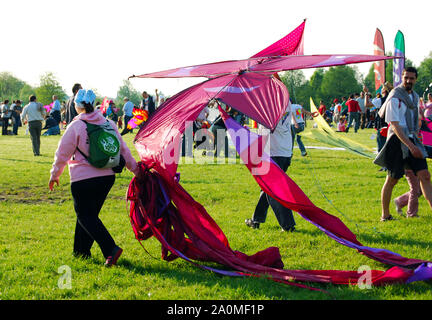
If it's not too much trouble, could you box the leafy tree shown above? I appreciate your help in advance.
[364,64,375,93]
[308,68,325,102]
[319,65,362,103]
[115,80,141,107]
[416,52,432,96]
[34,72,67,105]
[279,70,312,108]
[0,72,28,102]
[19,84,36,104]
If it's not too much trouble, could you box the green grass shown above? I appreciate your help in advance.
[1,122,432,300]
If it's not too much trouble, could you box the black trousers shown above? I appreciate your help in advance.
[120,115,133,136]
[71,175,116,258]
[2,117,10,135]
[28,120,42,155]
[252,156,296,230]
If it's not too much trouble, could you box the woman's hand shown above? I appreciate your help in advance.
[49,178,59,191]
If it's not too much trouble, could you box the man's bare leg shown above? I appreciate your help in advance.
[381,175,399,219]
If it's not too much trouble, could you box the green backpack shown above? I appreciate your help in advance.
[77,120,125,172]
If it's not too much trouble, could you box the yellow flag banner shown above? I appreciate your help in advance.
[302,98,375,159]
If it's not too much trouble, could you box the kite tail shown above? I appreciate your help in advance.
[126,163,429,291]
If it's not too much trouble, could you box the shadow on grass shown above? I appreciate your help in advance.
[293,222,432,254]
[357,231,432,255]
[0,157,53,165]
[114,256,399,300]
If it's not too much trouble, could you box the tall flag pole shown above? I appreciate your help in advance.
[373,28,385,92]
[393,30,405,87]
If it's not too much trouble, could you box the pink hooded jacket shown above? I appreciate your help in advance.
[50,111,139,183]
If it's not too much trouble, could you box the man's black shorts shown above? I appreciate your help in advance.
[385,135,428,179]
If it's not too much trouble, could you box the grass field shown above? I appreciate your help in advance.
[1,122,432,300]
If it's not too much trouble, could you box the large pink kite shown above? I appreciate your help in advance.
[127,21,432,290]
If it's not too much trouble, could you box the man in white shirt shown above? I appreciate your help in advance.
[21,95,47,156]
[374,67,432,221]
[140,91,156,116]
[122,97,134,134]
[356,91,366,129]
[245,103,296,232]
[372,93,382,110]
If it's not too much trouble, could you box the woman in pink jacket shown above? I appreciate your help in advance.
[49,89,139,267]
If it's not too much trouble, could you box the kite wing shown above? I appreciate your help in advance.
[134,73,289,178]
[250,19,305,58]
[130,54,397,80]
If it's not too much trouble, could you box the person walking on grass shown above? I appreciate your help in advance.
[345,94,361,133]
[65,83,82,125]
[21,95,46,156]
[48,89,140,267]
[11,100,23,135]
[1,99,12,135]
[245,102,296,232]
[374,67,432,221]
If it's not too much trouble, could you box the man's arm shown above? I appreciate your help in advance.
[390,121,423,158]
[291,111,298,128]
[301,107,318,118]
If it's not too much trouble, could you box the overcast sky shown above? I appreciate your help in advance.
[2,0,430,98]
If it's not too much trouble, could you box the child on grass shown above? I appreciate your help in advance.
[337,116,346,132]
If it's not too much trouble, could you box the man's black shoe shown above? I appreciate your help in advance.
[245,219,260,229]
[281,226,296,232]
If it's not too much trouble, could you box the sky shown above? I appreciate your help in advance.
[2,0,431,99]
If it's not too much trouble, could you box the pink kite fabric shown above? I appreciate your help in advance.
[127,103,432,290]
[134,73,289,179]
[251,20,305,58]
[420,117,432,147]
[44,102,54,113]
[127,164,420,290]
[101,97,110,114]
[219,108,432,281]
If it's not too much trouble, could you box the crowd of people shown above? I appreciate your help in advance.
[316,87,390,134]
[0,85,166,155]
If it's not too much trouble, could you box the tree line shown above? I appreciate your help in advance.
[280,51,432,110]
[0,72,141,110]
[1,51,431,110]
